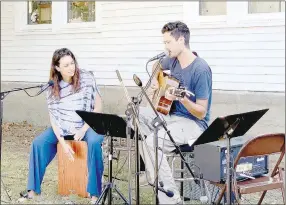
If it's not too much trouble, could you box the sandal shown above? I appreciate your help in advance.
[19,190,33,199]
[90,196,98,204]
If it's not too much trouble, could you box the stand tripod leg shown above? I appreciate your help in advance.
[95,135,130,205]
[153,127,159,205]
[1,100,12,202]
[95,184,110,205]
[1,178,12,201]
[226,136,232,205]
[114,186,129,204]
[134,123,140,205]
[126,114,132,204]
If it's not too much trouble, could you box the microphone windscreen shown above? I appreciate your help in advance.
[133,74,142,87]
[166,190,174,197]
[48,80,54,86]
[116,70,123,82]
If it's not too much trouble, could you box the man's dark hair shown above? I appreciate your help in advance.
[161,21,190,48]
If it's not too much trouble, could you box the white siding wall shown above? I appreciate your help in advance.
[1,1,285,92]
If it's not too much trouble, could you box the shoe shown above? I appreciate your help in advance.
[90,197,98,204]
[19,190,34,199]
[18,190,34,203]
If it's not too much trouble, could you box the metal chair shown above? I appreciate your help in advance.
[213,133,285,205]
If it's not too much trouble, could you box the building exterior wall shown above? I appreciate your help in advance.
[1,1,285,92]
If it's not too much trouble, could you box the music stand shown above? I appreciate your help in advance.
[190,108,269,204]
[76,110,129,205]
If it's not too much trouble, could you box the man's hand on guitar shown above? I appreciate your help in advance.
[165,87,180,101]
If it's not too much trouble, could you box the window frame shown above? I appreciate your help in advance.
[183,1,285,29]
[183,1,228,29]
[14,1,102,36]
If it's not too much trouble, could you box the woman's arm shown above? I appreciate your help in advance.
[50,116,65,145]
[49,115,75,161]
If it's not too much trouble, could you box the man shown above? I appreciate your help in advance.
[138,21,212,204]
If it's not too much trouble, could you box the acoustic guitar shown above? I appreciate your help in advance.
[151,69,191,115]
[150,51,198,115]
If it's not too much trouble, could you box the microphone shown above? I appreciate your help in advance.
[148,182,174,198]
[147,51,168,63]
[36,80,54,95]
[1,80,55,99]
[116,70,123,82]
[133,74,142,87]
[116,70,132,103]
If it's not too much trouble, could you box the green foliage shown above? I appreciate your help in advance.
[70,1,96,22]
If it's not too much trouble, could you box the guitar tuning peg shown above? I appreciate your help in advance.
[185,90,195,97]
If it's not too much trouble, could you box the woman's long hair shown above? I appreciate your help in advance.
[49,48,80,99]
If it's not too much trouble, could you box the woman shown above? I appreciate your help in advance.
[20,48,104,203]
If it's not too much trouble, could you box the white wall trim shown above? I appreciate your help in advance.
[183,1,227,28]
[53,1,102,34]
[183,1,285,29]
[228,1,285,27]
[14,2,52,35]
[14,1,102,36]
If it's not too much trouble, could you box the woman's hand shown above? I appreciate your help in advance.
[61,142,75,161]
[74,129,86,141]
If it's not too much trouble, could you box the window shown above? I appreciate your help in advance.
[28,1,52,24]
[199,0,227,16]
[68,1,96,23]
[249,1,285,14]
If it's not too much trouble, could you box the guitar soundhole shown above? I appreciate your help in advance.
[156,97,172,115]
[158,97,172,108]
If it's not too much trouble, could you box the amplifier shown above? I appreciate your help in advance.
[193,135,269,183]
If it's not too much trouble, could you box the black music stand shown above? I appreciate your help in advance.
[75,111,129,205]
[191,108,269,204]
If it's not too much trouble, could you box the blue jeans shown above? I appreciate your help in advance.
[27,127,104,197]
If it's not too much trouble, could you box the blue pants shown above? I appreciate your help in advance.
[27,127,104,197]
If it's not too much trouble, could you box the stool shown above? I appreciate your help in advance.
[57,141,89,198]
[167,145,194,185]
[166,144,213,203]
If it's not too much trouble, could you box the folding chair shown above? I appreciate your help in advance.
[214,133,285,205]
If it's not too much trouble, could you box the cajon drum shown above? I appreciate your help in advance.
[57,141,89,198]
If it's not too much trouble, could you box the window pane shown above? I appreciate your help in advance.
[28,1,52,24]
[199,0,227,16]
[68,1,96,23]
[249,1,283,13]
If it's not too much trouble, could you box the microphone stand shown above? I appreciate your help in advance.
[0,83,50,203]
[221,118,241,204]
[116,70,159,205]
[133,74,200,204]
[131,97,140,205]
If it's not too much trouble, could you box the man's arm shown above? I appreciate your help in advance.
[180,98,208,120]
[165,69,211,120]
[181,70,211,120]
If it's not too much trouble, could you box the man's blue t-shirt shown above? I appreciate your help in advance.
[160,56,212,130]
